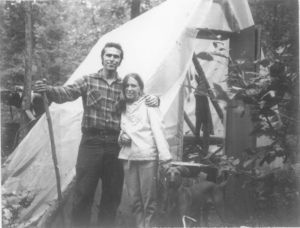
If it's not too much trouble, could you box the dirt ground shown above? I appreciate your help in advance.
[78,178,225,228]
[111,179,224,228]
[113,184,224,228]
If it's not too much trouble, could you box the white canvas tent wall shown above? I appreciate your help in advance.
[2,0,254,226]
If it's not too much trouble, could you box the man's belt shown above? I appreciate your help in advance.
[82,127,119,136]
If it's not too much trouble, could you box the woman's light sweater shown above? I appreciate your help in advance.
[118,96,172,161]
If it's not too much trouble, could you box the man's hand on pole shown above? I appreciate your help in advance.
[34,78,49,93]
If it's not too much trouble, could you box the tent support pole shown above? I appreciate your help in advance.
[43,93,63,201]
[192,53,224,123]
[184,111,196,135]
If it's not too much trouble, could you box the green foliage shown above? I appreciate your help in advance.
[0,2,25,88]
[223,43,298,226]
[249,0,299,73]
[193,1,299,225]
[2,186,35,227]
[233,54,299,226]
[0,0,166,88]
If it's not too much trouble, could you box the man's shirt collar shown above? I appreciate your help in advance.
[97,69,122,83]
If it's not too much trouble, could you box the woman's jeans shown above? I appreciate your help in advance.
[123,160,158,228]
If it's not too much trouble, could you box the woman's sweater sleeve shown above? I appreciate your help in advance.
[147,107,172,161]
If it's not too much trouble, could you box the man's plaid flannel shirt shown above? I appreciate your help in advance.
[47,69,122,132]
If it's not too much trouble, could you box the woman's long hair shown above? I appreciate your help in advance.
[116,73,144,113]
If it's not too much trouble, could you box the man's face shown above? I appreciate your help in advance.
[102,47,122,71]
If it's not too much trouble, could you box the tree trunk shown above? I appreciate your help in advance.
[20,0,33,141]
[131,0,140,19]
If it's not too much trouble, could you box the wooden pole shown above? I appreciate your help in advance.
[43,93,66,228]
[43,94,63,203]
[184,111,196,135]
[192,53,224,123]
[38,62,64,227]
[36,44,63,208]
[131,0,140,19]
[24,1,32,110]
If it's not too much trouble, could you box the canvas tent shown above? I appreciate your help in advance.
[2,0,255,227]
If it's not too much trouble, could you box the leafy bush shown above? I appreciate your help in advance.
[195,37,299,225]
[2,187,35,227]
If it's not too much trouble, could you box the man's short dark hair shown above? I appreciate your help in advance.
[101,42,124,63]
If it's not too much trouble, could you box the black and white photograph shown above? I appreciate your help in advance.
[1,0,299,227]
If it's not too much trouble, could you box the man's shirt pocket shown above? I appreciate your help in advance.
[87,90,103,107]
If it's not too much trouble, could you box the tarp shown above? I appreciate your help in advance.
[2,0,254,226]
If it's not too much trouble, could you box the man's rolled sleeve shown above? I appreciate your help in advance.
[46,78,87,104]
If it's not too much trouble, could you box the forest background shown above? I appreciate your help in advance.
[0,0,299,226]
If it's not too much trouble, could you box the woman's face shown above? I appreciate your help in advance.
[125,77,142,102]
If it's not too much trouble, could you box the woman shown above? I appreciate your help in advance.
[118,73,172,228]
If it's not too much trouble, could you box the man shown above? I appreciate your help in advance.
[34,42,158,228]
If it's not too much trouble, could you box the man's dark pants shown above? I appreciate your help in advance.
[70,131,124,228]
